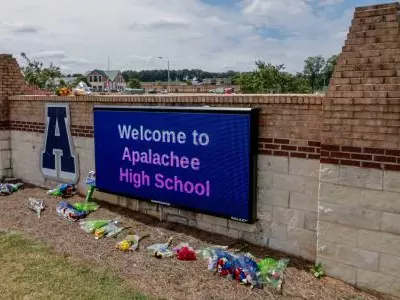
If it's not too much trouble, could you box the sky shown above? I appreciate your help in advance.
[0,0,396,74]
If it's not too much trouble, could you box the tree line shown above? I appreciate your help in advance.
[19,52,338,94]
[123,54,338,93]
[236,55,338,94]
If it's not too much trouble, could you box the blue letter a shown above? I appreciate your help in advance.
[41,104,79,182]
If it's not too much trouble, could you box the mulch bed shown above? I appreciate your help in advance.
[0,186,386,300]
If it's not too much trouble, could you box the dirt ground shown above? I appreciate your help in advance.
[0,187,388,300]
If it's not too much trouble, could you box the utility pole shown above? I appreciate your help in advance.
[107,56,110,71]
[159,56,170,93]
[167,59,170,93]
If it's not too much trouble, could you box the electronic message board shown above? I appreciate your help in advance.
[93,106,258,223]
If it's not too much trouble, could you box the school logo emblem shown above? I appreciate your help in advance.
[40,103,79,183]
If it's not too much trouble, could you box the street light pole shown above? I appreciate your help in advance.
[159,56,170,93]
[167,59,170,94]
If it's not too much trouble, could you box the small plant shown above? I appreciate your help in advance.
[311,263,325,279]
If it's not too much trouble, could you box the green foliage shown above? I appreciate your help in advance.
[311,263,325,279]
[20,52,62,91]
[238,61,311,94]
[122,69,237,83]
[323,54,339,86]
[73,74,91,87]
[303,55,338,92]
[237,54,337,94]
[127,78,141,89]
[303,55,325,92]
[0,231,148,299]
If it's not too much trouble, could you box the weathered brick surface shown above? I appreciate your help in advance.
[8,94,323,158]
[0,54,27,179]
[324,2,400,155]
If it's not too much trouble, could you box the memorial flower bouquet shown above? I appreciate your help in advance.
[55,87,71,96]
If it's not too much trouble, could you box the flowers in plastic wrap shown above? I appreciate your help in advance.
[208,249,236,278]
[55,87,71,96]
[258,257,290,290]
[27,197,45,218]
[173,243,197,261]
[47,184,77,198]
[79,220,111,233]
[147,237,174,259]
[119,234,149,251]
[94,221,124,239]
[73,202,99,213]
[0,183,23,196]
[116,234,149,252]
[73,81,92,96]
[56,201,87,221]
[84,171,97,203]
[232,254,262,288]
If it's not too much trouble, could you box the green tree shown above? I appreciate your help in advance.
[238,61,311,94]
[20,52,62,90]
[127,78,141,88]
[70,74,91,88]
[303,55,326,92]
[323,54,339,88]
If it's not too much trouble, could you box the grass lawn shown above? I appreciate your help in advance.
[0,231,148,300]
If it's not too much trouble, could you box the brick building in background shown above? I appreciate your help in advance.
[85,69,126,92]
[1,2,400,298]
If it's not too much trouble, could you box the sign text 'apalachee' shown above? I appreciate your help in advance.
[93,107,257,223]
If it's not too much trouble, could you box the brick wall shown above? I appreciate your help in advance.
[0,54,26,179]
[317,2,400,297]
[2,1,400,298]
[324,1,400,157]
[8,94,323,150]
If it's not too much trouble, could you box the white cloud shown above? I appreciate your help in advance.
[317,0,346,6]
[0,0,355,74]
[32,50,67,60]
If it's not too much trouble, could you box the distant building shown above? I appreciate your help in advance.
[202,78,232,85]
[48,76,78,87]
[85,70,126,92]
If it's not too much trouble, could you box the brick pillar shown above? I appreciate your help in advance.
[325,2,400,149]
[0,54,25,180]
[318,3,400,298]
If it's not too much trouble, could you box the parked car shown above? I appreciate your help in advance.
[124,88,145,95]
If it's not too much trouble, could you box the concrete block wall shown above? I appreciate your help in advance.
[10,131,94,192]
[258,155,318,260]
[318,164,400,291]
[0,131,11,179]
